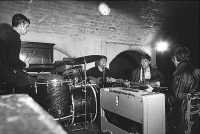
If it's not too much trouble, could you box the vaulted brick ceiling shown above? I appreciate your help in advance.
[106,0,199,44]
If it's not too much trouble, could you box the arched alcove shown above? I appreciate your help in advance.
[109,50,146,81]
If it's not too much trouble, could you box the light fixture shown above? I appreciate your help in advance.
[98,2,110,15]
[156,40,169,52]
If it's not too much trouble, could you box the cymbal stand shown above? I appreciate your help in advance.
[83,58,87,129]
[69,58,88,132]
[102,66,105,88]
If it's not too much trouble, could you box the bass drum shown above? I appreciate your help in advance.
[35,74,71,121]
[70,85,97,124]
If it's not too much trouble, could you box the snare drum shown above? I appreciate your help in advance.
[70,84,97,124]
[35,74,71,121]
[62,66,84,85]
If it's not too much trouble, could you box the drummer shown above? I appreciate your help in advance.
[0,14,37,95]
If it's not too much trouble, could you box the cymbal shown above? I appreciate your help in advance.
[26,64,55,72]
[54,55,106,66]
[54,58,75,67]
[71,55,106,65]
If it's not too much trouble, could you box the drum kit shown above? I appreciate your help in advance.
[27,55,104,128]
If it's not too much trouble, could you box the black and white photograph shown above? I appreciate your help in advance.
[0,0,199,134]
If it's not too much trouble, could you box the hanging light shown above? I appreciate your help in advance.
[156,40,169,52]
[98,2,110,15]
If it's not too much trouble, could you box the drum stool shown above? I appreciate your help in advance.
[185,92,200,134]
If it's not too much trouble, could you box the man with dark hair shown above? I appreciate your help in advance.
[131,53,164,89]
[87,56,114,88]
[0,13,36,94]
[12,13,30,27]
[86,56,116,133]
[167,45,199,134]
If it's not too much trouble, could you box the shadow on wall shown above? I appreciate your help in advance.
[109,50,145,81]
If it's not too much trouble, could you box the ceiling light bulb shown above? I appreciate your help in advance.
[98,2,110,15]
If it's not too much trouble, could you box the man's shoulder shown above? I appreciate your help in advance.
[87,66,98,71]
[1,29,19,41]
[133,68,140,72]
[150,66,160,71]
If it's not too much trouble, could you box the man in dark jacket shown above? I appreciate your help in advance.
[167,45,199,134]
[87,56,114,88]
[131,53,164,90]
[0,14,36,94]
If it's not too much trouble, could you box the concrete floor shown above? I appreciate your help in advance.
[63,122,100,134]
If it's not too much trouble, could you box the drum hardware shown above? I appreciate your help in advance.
[62,66,84,86]
[54,114,73,121]
[66,85,97,132]
[65,55,103,131]
[83,57,89,129]
[34,55,103,131]
[58,105,61,123]
[34,82,38,94]
[75,55,104,129]
[70,85,97,125]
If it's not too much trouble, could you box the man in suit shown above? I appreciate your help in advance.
[131,53,164,90]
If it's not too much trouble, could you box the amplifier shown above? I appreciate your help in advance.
[100,87,165,134]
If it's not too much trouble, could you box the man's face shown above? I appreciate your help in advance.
[20,22,29,35]
[141,58,151,69]
[99,58,107,67]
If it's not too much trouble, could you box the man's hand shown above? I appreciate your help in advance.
[89,79,96,84]
[145,84,154,92]
[149,81,160,87]
[124,80,131,87]
[106,77,116,82]
[25,61,30,68]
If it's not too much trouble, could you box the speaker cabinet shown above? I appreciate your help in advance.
[100,87,165,134]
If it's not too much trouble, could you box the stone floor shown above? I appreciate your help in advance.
[63,122,100,134]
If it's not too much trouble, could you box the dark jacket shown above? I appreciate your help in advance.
[167,62,199,134]
[0,23,26,71]
[86,66,112,87]
[169,62,199,103]
[132,66,164,85]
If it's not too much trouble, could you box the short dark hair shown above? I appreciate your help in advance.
[12,13,30,27]
[101,55,107,61]
[98,55,107,62]
[141,54,151,61]
[171,45,190,62]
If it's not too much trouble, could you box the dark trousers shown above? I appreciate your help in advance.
[0,69,37,87]
[0,69,37,98]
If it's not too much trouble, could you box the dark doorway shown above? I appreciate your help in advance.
[109,50,144,81]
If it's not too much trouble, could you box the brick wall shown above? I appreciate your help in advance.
[0,0,159,65]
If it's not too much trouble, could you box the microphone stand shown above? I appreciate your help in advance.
[68,58,93,133]
[102,66,105,88]
[142,67,146,85]
[83,58,87,129]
